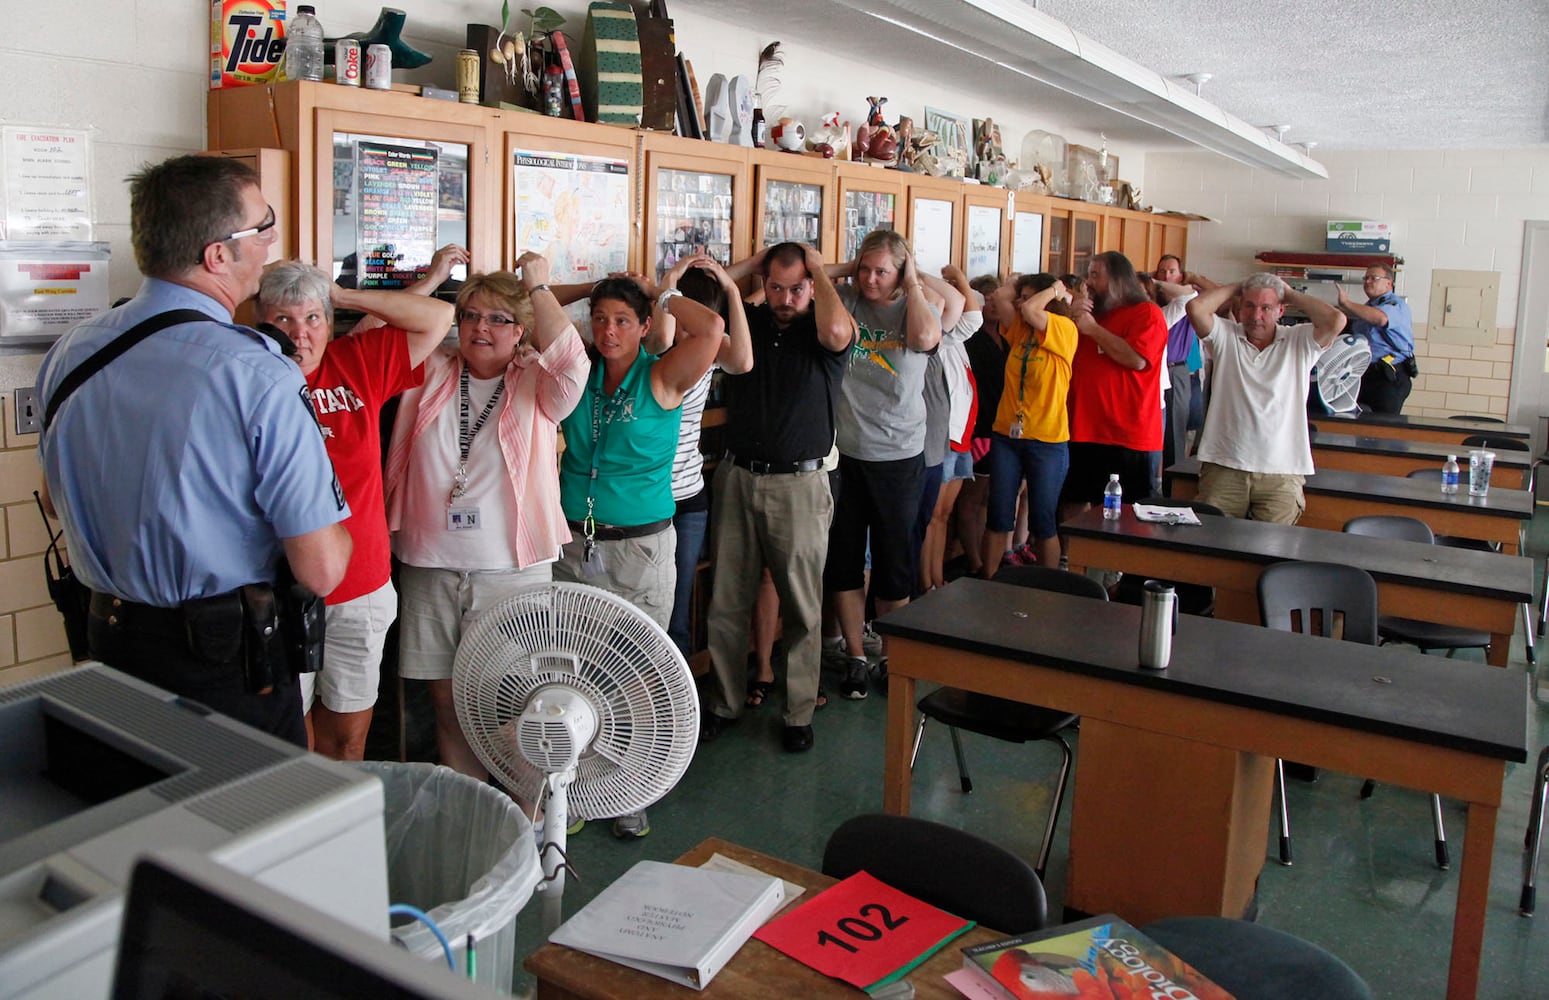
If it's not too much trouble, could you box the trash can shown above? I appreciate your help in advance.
[355,761,540,993]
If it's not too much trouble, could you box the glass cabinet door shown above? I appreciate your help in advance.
[654,168,734,277]
[330,132,470,292]
[1072,212,1100,277]
[1048,214,1070,274]
[842,189,896,262]
[762,178,824,248]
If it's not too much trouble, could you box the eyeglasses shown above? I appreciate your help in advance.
[457,309,516,327]
[214,206,277,244]
[1363,274,1390,283]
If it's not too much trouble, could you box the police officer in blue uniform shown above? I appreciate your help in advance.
[1337,263,1415,414]
[36,155,351,746]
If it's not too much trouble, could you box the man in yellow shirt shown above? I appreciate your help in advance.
[979,274,1079,573]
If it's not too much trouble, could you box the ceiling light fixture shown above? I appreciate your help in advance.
[1262,124,1291,143]
[1182,72,1213,96]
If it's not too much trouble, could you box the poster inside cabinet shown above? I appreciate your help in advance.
[843,189,895,263]
[965,203,1002,278]
[512,149,631,284]
[654,167,733,277]
[330,133,470,290]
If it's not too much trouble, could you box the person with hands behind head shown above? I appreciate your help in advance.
[825,231,958,701]
[1185,272,1345,524]
[254,261,453,760]
[639,253,754,661]
[702,242,855,753]
[918,264,983,594]
[552,264,726,838]
[384,250,589,780]
[981,274,1078,575]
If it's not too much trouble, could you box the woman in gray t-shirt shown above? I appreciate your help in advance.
[823,230,960,699]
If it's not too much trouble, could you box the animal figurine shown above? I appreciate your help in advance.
[806,111,848,159]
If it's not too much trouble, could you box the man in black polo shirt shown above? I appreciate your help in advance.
[701,242,857,752]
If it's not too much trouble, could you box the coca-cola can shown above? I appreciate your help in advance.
[365,43,392,90]
[334,39,361,87]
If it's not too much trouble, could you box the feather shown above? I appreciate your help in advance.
[755,41,784,121]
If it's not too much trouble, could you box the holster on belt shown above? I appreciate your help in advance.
[276,559,326,675]
[239,584,281,695]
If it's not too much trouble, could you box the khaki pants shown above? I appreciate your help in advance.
[706,463,834,727]
[1196,462,1305,525]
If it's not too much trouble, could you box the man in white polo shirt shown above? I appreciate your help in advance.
[1184,273,1346,524]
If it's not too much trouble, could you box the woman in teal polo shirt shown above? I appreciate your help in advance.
[554,275,724,841]
[555,276,725,628]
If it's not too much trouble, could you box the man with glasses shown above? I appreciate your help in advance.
[36,154,351,747]
[1337,264,1415,413]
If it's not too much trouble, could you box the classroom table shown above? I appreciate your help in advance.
[1062,506,1532,667]
[1313,411,1531,446]
[1310,430,1532,489]
[524,837,1004,1000]
[1165,459,1531,554]
[874,579,1527,1000]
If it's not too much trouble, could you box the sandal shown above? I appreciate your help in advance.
[745,680,775,708]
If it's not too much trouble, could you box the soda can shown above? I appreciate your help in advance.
[365,43,392,90]
[457,48,480,104]
[335,39,361,87]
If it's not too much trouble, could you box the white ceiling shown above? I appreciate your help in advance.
[692,0,1549,152]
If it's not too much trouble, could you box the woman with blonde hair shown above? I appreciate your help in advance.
[385,252,588,780]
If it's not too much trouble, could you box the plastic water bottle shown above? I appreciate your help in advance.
[285,5,325,82]
[1441,454,1460,494]
[1102,473,1123,520]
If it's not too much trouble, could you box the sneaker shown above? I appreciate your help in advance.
[1004,543,1038,567]
[821,635,850,670]
[566,817,586,835]
[612,811,650,840]
[870,657,888,694]
[840,656,870,700]
[861,621,884,658]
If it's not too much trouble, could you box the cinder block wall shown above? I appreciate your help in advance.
[1145,148,1549,419]
[0,393,72,686]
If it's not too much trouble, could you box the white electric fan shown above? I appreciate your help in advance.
[1310,332,1371,414]
[451,582,699,932]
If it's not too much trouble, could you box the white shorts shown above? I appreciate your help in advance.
[301,579,397,714]
[397,563,554,681]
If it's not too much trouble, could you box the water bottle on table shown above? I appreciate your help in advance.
[1102,473,1123,521]
[1441,454,1459,494]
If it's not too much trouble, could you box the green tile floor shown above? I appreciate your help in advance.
[381,522,1549,999]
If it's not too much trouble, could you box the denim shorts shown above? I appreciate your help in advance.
[986,434,1069,540]
[942,449,975,482]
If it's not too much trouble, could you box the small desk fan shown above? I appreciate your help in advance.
[452,582,699,932]
[1309,332,1371,414]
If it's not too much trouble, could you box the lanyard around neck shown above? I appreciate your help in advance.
[458,366,504,466]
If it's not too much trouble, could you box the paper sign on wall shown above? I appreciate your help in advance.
[0,241,111,343]
[2,127,94,241]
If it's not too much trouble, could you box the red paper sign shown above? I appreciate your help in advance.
[754,872,975,990]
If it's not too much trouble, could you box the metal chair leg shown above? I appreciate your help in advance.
[1522,746,1549,916]
[909,715,928,770]
[1034,735,1074,881]
[1431,793,1449,870]
[947,726,972,793]
[1523,603,1537,666]
[1275,758,1293,866]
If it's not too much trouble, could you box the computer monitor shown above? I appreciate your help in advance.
[113,850,495,1000]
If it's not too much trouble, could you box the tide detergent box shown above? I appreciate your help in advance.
[211,0,287,89]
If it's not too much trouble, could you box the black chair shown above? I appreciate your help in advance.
[1143,916,1374,1000]
[909,565,1097,879]
[1109,497,1225,616]
[1523,744,1549,916]
[822,814,1048,933]
[1342,515,1492,660]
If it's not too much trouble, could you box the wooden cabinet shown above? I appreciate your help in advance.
[641,133,749,275]
[903,173,962,274]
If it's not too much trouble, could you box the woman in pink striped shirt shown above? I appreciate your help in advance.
[384,251,588,779]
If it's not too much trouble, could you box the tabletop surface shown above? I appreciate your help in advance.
[1062,506,1534,602]
[525,838,1005,1000]
[1166,459,1533,519]
[874,579,1527,762]
[1310,430,1533,468]
[1316,411,1531,438]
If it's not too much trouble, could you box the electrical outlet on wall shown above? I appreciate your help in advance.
[14,387,40,435]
